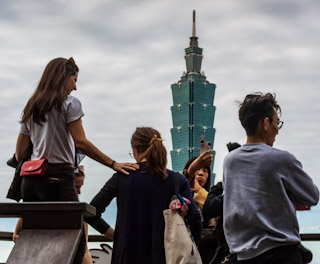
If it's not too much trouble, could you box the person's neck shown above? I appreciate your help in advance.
[133,148,147,163]
[246,136,267,145]
[135,153,147,163]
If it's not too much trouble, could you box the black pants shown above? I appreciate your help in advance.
[21,165,86,264]
[229,244,302,264]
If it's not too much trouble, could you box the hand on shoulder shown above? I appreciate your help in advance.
[112,162,139,175]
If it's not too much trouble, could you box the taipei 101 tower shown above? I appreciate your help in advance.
[170,10,216,184]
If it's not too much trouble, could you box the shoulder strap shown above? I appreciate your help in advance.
[173,173,181,196]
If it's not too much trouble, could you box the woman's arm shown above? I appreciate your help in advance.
[15,133,31,162]
[104,226,114,240]
[68,119,138,175]
[187,150,212,180]
[85,174,118,236]
[13,218,23,242]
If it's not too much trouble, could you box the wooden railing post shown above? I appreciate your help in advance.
[0,202,95,264]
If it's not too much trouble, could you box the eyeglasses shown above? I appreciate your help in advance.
[278,120,284,130]
[129,152,134,159]
[267,116,284,130]
[270,117,284,129]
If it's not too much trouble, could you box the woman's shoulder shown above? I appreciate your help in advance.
[62,95,84,121]
[64,95,82,106]
[165,169,177,179]
[166,170,188,184]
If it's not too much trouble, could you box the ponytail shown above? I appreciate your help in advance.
[131,127,167,179]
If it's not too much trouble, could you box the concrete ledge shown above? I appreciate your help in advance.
[0,202,96,218]
[0,202,96,264]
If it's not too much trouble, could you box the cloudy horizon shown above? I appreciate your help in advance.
[1,0,319,261]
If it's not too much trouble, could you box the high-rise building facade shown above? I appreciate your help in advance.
[170,11,216,184]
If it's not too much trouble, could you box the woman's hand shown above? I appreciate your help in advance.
[192,177,202,193]
[112,162,139,175]
[187,150,213,178]
[12,233,19,243]
[196,150,213,168]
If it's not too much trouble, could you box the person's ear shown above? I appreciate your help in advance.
[132,147,138,156]
[133,147,142,155]
[263,117,270,131]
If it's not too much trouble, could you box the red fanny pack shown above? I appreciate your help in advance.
[20,159,48,176]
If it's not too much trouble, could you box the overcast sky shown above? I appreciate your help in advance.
[1,0,320,261]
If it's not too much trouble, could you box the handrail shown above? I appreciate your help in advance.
[88,233,320,242]
[0,232,12,241]
[300,233,320,241]
[1,232,319,242]
[0,232,113,242]
[88,234,112,242]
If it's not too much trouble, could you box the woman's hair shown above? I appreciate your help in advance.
[131,127,167,179]
[21,57,79,125]
[183,156,211,192]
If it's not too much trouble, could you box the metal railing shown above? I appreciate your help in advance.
[1,231,319,242]
[88,234,320,242]
[0,232,12,241]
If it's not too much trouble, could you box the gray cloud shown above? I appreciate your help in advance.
[0,1,319,258]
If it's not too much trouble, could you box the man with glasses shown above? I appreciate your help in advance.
[223,93,319,263]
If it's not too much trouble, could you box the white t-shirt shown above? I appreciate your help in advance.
[20,95,84,164]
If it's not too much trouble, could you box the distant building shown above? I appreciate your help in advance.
[170,10,216,184]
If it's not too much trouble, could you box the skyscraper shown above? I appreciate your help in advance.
[170,10,216,184]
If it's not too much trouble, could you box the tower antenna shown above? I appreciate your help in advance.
[190,10,198,47]
[192,10,196,37]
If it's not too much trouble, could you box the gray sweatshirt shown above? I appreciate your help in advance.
[223,143,319,260]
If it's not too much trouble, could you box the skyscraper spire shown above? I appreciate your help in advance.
[190,10,198,47]
[185,10,202,74]
[192,10,196,37]
[171,10,216,186]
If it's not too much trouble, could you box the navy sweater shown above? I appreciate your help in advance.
[87,162,202,264]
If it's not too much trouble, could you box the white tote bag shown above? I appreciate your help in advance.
[163,209,202,264]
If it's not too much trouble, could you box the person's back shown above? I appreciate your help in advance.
[15,57,138,264]
[223,93,319,263]
[223,143,318,260]
[87,127,202,264]
[24,95,81,164]
[111,166,200,263]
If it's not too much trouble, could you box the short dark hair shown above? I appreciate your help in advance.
[238,93,281,136]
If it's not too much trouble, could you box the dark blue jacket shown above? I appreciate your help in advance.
[87,162,202,264]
